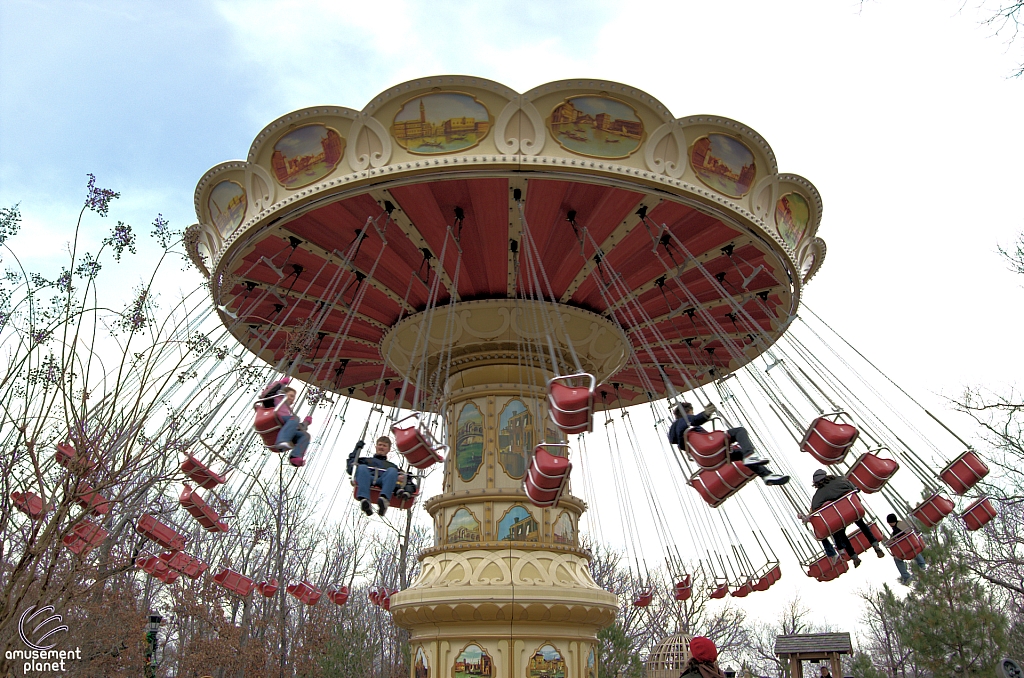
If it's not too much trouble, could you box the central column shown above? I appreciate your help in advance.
[384,300,628,678]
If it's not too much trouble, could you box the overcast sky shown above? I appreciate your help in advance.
[3,0,1022,644]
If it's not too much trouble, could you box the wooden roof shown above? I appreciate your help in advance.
[775,633,853,656]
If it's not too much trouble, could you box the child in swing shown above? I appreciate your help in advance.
[259,377,311,467]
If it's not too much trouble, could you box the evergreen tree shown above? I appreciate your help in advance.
[849,650,886,678]
[899,528,1008,677]
[599,622,644,678]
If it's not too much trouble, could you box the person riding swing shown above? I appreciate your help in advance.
[347,436,417,517]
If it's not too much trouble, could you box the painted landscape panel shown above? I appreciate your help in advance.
[689,133,756,198]
[270,123,345,188]
[548,95,644,159]
[392,92,491,155]
[455,402,484,481]
[208,180,246,235]
[453,644,493,678]
[775,192,810,250]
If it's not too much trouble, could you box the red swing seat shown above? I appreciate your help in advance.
[632,587,654,607]
[800,413,859,465]
[74,482,109,517]
[381,589,398,611]
[885,530,924,561]
[752,564,781,592]
[368,585,387,606]
[547,373,596,435]
[55,442,95,475]
[213,568,254,597]
[683,426,730,471]
[63,519,109,556]
[351,467,420,510]
[524,444,571,508]
[731,580,754,598]
[910,491,955,528]
[327,587,350,606]
[939,450,990,495]
[808,490,866,541]
[846,449,899,494]
[287,581,322,606]
[847,521,885,555]
[961,496,997,531]
[688,461,755,508]
[136,514,187,552]
[136,556,181,584]
[181,455,226,490]
[673,576,692,601]
[159,551,208,579]
[179,484,229,532]
[708,582,729,599]
[255,579,279,597]
[253,397,288,448]
[805,554,849,581]
[11,491,49,519]
[391,413,446,470]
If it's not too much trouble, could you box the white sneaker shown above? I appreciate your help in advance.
[273,441,294,452]
[763,473,790,486]
[742,451,769,466]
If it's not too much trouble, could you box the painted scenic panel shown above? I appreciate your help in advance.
[270,123,345,189]
[208,180,246,236]
[452,644,493,678]
[415,647,429,678]
[548,95,644,159]
[587,647,596,678]
[775,192,810,250]
[455,402,484,481]
[527,644,566,678]
[497,504,539,542]
[498,399,533,479]
[544,416,564,444]
[447,508,481,543]
[553,511,574,545]
[689,133,757,198]
[392,92,491,155]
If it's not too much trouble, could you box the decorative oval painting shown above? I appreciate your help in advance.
[453,644,493,678]
[392,92,491,155]
[498,399,533,479]
[587,647,596,678]
[208,180,246,236]
[527,644,566,678]
[415,647,430,678]
[498,504,539,542]
[548,95,644,159]
[270,123,345,189]
[553,511,574,545]
[447,508,481,544]
[689,133,757,198]
[775,192,811,251]
[455,402,484,481]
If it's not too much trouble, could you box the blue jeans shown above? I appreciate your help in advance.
[894,554,926,581]
[355,465,398,502]
[276,416,310,459]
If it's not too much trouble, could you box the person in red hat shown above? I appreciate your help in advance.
[680,636,727,678]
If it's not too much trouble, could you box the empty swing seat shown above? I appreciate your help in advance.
[179,484,229,532]
[74,482,110,517]
[752,564,782,592]
[547,373,596,435]
[910,491,955,528]
[708,583,729,599]
[846,450,899,494]
[213,568,254,597]
[961,496,997,531]
[159,551,208,579]
[885,530,925,561]
[11,491,48,519]
[808,491,866,541]
[136,514,187,552]
[62,519,109,556]
[255,579,279,598]
[805,554,849,582]
[524,445,571,508]
[847,521,885,555]
[327,587,350,606]
[632,588,654,607]
[689,461,755,508]
[683,428,730,471]
[381,589,398,611]
[181,455,226,490]
[368,585,387,606]
[731,581,754,598]
[673,576,692,601]
[55,442,95,475]
[939,450,990,495]
[800,413,859,465]
[253,400,287,448]
[391,414,446,470]
[136,556,181,584]
[286,581,322,606]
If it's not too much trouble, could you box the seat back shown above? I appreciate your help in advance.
[392,414,446,470]
[547,373,596,435]
[800,414,859,465]
[524,446,571,507]
[809,491,865,541]
[961,496,997,531]
[689,462,755,508]
[940,450,990,495]
[213,568,254,597]
[684,428,729,471]
[253,399,286,446]
[910,492,955,528]
[846,450,899,493]
[885,530,924,561]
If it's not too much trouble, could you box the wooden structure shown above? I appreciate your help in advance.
[774,633,852,678]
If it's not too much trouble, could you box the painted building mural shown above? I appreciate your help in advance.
[455,402,484,481]
[526,644,566,678]
[587,647,596,678]
[270,123,345,189]
[392,92,491,155]
[497,504,539,542]
[447,508,481,543]
[452,644,493,678]
[498,399,533,478]
[775,192,810,250]
[415,647,429,678]
[548,95,644,159]
[553,511,574,545]
[208,180,246,236]
[689,133,756,198]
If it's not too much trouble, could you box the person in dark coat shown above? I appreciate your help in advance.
[887,512,927,584]
[679,636,727,678]
[348,436,406,517]
[802,469,885,567]
[668,402,789,486]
